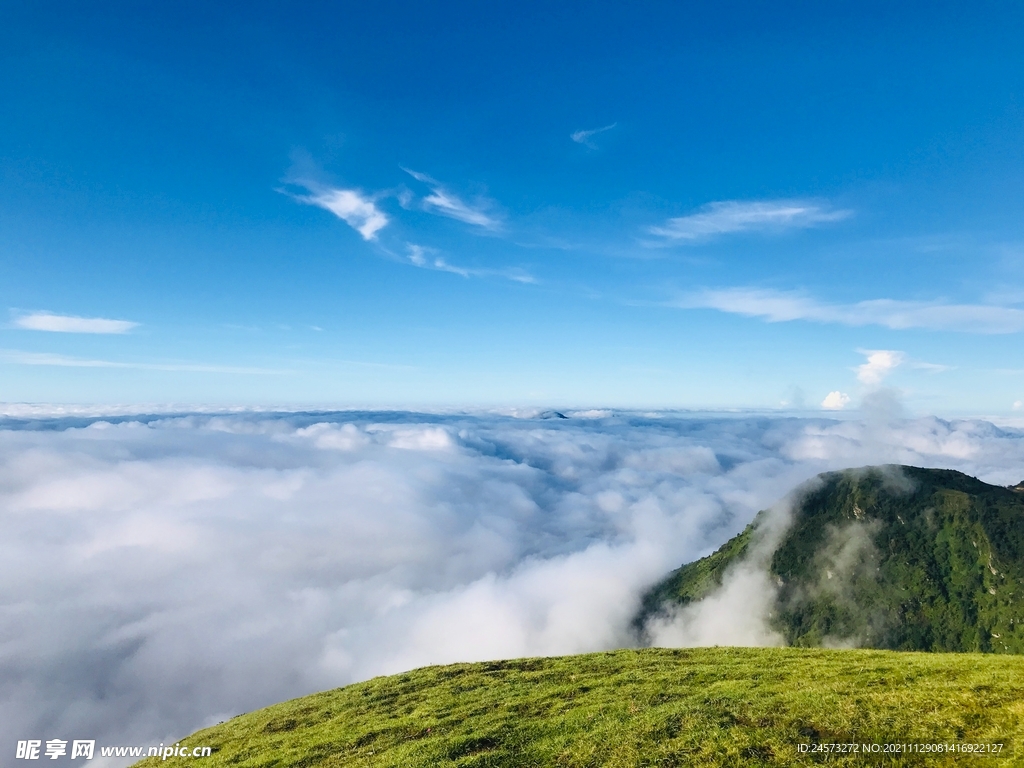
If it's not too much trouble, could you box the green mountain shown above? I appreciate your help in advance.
[134,648,1024,768]
[639,465,1024,653]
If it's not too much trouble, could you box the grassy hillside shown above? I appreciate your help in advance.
[134,647,1023,767]
[642,466,1024,652]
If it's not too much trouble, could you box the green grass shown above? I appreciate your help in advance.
[134,647,1024,767]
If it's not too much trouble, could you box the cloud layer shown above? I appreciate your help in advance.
[649,200,851,242]
[2,411,1023,764]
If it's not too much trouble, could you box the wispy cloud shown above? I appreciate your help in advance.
[909,361,952,374]
[405,244,535,283]
[408,244,470,277]
[13,312,138,334]
[856,350,904,385]
[295,185,389,240]
[570,122,617,149]
[501,269,537,284]
[0,349,288,374]
[649,200,851,243]
[679,287,1024,334]
[404,169,501,230]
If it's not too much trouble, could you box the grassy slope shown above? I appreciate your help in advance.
[634,524,754,630]
[643,467,1024,652]
[134,648,1024,767]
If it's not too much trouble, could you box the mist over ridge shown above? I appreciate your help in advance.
[2,408,1024,761]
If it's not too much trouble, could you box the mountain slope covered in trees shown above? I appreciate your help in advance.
[640,466,1024,652]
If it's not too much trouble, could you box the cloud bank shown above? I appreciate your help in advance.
[649,200,851,242]
[13,313,138,334]
[1,411,1023,764]
[680,287,1024,333]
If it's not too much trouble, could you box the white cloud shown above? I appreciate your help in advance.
[300,187,389,240]
[406,243,429,267]
[1014,400,1023,411]
[909,361,951,374]
[404,169,501,230]
[431,257,472,278]
[406,244,470,277]
[821,391,851,410]
[423,189,496,229]
[13,312,138,334]
[856,349,905,386]
[502,268,537,284]
[4,412,1024,764]
[647,559,786,647]
[649,200,851,242]
[404,244,535,283]
[570,122,617,148]
[647,491,796,649]
[680,287,1024,334]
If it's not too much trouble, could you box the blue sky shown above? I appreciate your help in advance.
[2,1,1023,411]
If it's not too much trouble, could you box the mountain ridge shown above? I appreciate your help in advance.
[639,465,1024,653]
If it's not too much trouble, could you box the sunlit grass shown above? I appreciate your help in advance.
[134,647,1024,767]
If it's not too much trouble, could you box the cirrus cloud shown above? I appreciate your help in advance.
[679,287,1024,334]
[405,244,535,283]
[0,349,288,375]
[649,200,851,242]
[570,122,617,149]
[404,169,502,231]
[13,312,138,334]
[296,186,389,241]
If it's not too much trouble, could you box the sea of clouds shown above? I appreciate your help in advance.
[2,406,1024,764]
